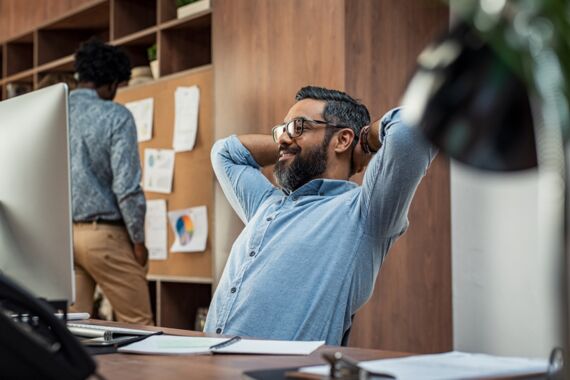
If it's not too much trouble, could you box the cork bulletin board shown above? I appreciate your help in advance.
[115,66,213,279]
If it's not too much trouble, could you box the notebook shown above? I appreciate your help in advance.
[117,335,324,356]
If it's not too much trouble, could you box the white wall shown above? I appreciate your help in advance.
[451,162,564,358]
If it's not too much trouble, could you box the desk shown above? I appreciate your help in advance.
[91,322,545,380]
[92,323,407,379]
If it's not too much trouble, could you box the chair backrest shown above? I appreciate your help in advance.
[340,315,355,347]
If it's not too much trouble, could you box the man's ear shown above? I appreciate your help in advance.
[333,129,355,153]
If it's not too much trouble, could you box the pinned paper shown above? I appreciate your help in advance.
[143,149,175,194]
[125,98,154,142]
[173,86,200,152]
[145,199,168,260]
[167,206,208,252]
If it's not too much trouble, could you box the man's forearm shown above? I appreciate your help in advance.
[238,134,279,167]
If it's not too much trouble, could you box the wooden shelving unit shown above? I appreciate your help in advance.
[0,0,214,330]
[0,0,212,100]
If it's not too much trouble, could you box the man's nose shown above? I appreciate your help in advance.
[277,129,293,145]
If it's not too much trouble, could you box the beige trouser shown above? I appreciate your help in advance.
[70,222,153,325]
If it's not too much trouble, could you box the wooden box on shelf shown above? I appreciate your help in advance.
[177,0,211,19]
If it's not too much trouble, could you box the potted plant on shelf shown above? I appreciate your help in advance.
[147,43,159,79]
[176,0,210,19]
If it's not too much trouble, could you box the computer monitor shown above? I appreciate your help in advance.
[0,84,74,308]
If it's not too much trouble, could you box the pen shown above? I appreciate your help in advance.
[209,336,241,350]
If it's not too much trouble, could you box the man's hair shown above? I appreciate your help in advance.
[295,86,371,148]
[74,38,131,86]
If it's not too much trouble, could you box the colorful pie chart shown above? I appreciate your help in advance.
[176,214,194,245]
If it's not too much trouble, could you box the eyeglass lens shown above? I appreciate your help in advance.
[273,119,304,142]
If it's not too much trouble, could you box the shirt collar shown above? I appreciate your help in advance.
[70,88,99,99]
[281,178,357,197]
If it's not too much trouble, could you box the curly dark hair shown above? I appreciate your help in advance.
[295,86,371,148]
[74,38,131,86]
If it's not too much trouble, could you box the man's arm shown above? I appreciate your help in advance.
[110,113,147,259]
[237,134,279,166]
[358,107,437,239]
[212,134,277,223]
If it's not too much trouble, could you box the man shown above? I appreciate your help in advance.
[205,86,436,344]
[68,39,152,325]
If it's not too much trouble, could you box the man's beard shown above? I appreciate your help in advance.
[273,138,329,192]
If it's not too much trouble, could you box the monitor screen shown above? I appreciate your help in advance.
[0,84,74,306]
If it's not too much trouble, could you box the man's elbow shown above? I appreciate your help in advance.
[211,137,229,160]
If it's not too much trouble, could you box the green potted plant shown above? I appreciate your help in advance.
[147,43,159,79]
[176,0,210,19]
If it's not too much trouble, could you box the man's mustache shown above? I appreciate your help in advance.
[279,145,301,155]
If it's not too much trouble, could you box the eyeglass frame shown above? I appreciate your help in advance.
[271,118,353,143]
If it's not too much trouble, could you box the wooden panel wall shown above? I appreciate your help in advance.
[344,0,452,353]
[0,0,92,41]
[213,0,451,354]
[212,0,347,282]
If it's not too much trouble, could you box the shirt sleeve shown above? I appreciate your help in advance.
[211,135,275,223]
[359,107,437,239]
[110,112,146,243]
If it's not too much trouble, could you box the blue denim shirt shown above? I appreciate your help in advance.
[69,88,146,243]
[205,108,436,345]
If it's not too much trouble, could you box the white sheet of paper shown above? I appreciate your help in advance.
[117,335,324,356]
[299,351,548,380]
[167,206,208,252]
[214,339,324,356]
[145,199,168,260]
[125,98,154,142]
[173,86,200,152]
[143,149,175,194]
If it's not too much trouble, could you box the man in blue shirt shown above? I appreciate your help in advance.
[68,39,152,325]
[205,86,436,344]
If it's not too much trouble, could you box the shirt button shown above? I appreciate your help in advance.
[249,251,255,257]
[266,216,273,221]
[216,328,222,334]
[230,287,236,293]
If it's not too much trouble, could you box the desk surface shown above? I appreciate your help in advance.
[91,322,407,380]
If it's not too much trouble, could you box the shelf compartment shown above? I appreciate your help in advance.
[36,54,76,91]
[37,1,110,65]
[159,12,211,77]
[159,282,211,330]
[36,54,75,74]
[5,33,34,77]
[4,70,34,99]
[112,0,157,40]
[148,280,158,326]
[113,28,157,68]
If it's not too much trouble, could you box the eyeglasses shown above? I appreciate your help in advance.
[271,118,350,143]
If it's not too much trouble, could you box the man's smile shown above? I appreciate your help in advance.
[278,147,300,162]
[279,151,296,161]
